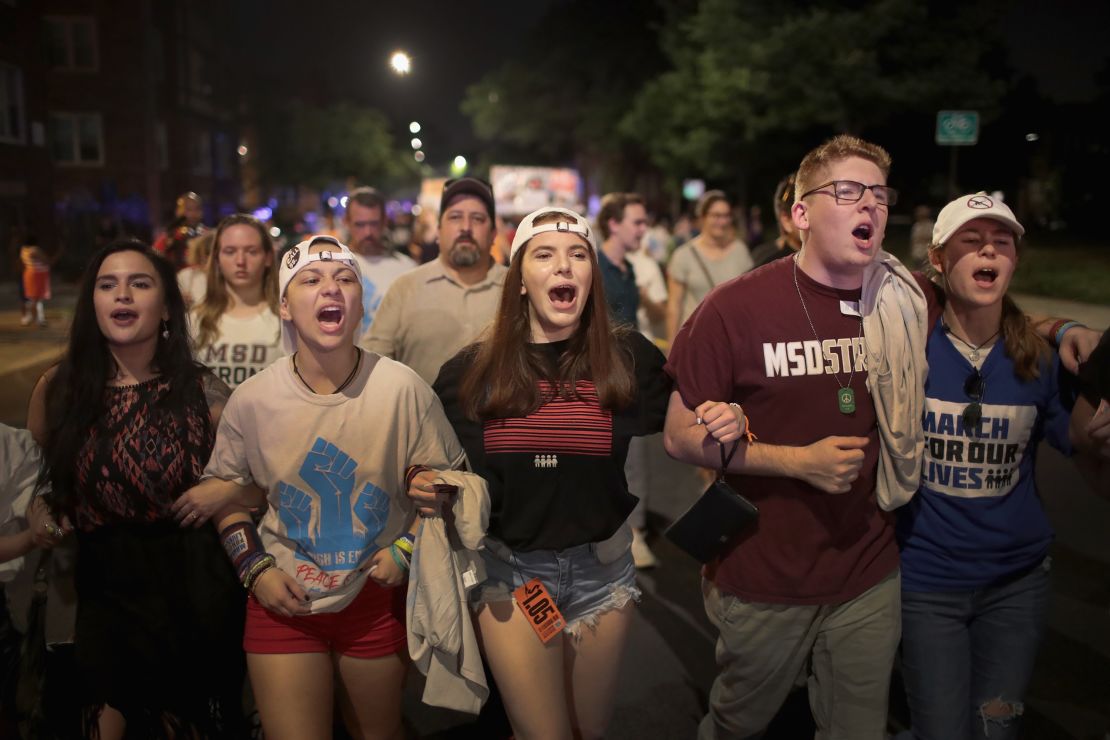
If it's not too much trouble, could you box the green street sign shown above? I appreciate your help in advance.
[936,110,979,146]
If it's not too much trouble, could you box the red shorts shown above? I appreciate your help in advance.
[244,578,406,659]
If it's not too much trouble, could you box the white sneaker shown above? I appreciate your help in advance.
[631,528,659,569]
[19,314,32,326]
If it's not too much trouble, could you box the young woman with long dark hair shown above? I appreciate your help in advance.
[190,214,283,388]
[26,239,245,738]
[427,207,671,739]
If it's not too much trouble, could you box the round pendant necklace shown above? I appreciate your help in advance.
[292,347,362,394]
[793,255,864,415]
[944,324,1000,364]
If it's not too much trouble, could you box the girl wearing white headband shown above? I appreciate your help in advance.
[425,207,671,739]
[186,235,466,739]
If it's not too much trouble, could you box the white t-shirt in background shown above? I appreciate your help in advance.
[190,309,284,389]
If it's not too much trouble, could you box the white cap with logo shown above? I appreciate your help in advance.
[509,207,593,263]
[278,235,362,353]
[932,192,1024,248]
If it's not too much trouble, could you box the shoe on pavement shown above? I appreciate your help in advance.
[20,314,32,326]
[631,528,658,569]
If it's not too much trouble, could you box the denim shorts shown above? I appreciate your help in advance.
[471,540,640,637]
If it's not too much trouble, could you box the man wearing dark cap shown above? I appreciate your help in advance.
[362,177,505,384]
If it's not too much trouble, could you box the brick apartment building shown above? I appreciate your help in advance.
[0,0,241,278]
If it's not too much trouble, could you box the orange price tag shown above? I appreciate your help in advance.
[512,577,566,644]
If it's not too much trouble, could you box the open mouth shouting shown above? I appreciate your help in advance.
[316,304,345,333]
[972,266,998,287]
[549,283,578,309]
[851,222,875,249]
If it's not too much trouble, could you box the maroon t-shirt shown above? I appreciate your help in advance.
[666,256,899,605]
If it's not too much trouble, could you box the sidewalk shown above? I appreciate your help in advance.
[0,281,76,426]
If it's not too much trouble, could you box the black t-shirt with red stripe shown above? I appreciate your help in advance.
[434,331,670,551]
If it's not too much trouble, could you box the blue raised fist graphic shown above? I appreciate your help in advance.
[276,437,391,571]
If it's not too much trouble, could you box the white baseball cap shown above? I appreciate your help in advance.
[932,192,1024,247]
[278,235,362,353]
[509,207,593,263]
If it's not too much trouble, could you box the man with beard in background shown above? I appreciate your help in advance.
[362,177,506,385]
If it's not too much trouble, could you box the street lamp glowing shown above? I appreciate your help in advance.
[411,137,422,150]
[451,155,468,176]
[409,121,421,134]
[390,51,411,75]
[414,151,425,162]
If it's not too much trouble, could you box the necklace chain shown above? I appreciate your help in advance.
[292,347,362,395]
[943,324,1000,363]
[792,255,863,392]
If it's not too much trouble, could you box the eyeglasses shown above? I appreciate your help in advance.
[799,180,898,207]
[962,368,985,430]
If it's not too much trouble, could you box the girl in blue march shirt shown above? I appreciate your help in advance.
[897,193,1087,740]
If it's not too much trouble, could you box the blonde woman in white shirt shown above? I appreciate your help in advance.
[190,214,284,388]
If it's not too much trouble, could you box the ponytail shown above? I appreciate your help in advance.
[1001,294,1050,381]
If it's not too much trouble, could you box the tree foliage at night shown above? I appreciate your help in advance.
[623,0,1009,179]
[460,0,666,187]
[254,102,418,190]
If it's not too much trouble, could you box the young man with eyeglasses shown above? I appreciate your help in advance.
[664,134,1101,739]
[664,134,917,739]
[361,177,506,385]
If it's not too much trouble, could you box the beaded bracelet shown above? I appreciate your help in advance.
[243,554,276,592]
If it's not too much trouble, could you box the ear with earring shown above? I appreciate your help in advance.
[161,319,170,339]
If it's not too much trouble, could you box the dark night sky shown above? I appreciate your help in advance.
[235,0,1108,171]
[236,0,561,165]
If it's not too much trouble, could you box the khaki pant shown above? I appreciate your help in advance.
[698,570,901,740]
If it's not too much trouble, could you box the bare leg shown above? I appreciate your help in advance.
[333,650,408,740]
[564,602,635,739]
[97,705,126,740]
[247,652,334,740]
[474,601,573,740]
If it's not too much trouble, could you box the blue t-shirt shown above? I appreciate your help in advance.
[898,318,1072,592]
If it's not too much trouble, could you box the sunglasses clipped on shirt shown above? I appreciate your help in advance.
[962,368,985,431]
[799,180,898,207]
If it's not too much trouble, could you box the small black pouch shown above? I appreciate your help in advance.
[665,441,759,563]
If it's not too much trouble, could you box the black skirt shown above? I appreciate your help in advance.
[75,521,246,738]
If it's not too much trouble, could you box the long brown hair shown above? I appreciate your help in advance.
[192,214,279,349]
[928,241,1050,381]
[459,214,635,420]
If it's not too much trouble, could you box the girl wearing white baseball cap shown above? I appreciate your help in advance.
[186,235,467,739]
[896,193,1101,739]
[426,207,671,739]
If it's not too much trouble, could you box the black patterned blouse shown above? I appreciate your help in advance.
[73,377,213,531]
